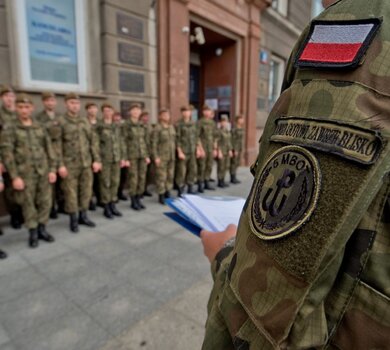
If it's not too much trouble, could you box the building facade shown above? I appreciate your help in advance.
[0,0,322,164]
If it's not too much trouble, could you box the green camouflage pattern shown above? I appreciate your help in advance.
[0,106,16,126]
[197,118,217,182]
[1,120,55,229]
[203,1,390,348]
[128,158,147,196]
[216,128,232,181]
[230,127,244,176]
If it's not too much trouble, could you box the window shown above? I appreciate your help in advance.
[271,0,288,17]
[312,0,325,17]
[14,0,87,92]
[268,56,285,111]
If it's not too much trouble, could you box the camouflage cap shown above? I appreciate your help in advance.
[85,102,97,110]
[64,92,80,101]
[0,85,15,96]
[16,93,33,104]
[202,104,212,111]
[180,105,191,112]
[141,110,150,117]
[128,103,142,111]
[159,108,170,115]
[41,91,56,100]
[101,102,114,111]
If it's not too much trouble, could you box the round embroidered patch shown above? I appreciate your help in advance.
[250,146,321,240]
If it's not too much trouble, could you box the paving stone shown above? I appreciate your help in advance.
[0,324,10,347]
[113,228,160,248]
[18,241,73,264]
[0,253,29,277]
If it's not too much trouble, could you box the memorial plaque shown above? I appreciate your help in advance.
[118,42,144,66]
[120,100,145,116]
[119,71,145,93]
[117,13,143,41]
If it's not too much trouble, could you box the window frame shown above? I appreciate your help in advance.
[271,0,289,17]
[268,55,285,111]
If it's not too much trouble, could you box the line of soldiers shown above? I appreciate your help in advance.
[0,86,244,259]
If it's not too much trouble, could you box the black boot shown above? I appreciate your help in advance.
[29,228,39,248]
[197,181,204,193]
[187,184,197,194]
[110,202,122,216]
[38,224,55,242]
[230,174,241,184]
[159,194,166,205]
[50,206,58,219]
[137,195,146,209]
[10,211,22,229]
[0,249,7,259]
[164,191,171,199]
[177,186,185,198]
[89,199,97,211]
[204,180,215,191]
[143,189,153,197]
[130,196,140,210]
[78,211,96,227]
[69,213,79,233]
[103,204,114,219]
[218,179,224,188]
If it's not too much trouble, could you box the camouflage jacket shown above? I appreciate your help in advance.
[1,119,56,179]
[126,119,149,160]
[35,110,62,168]
[96,121,126,163]
[0,106,16,126]
[151,124,176,161]
[216,128,232,156]
[231,127,244,153]
[204,1,390,349]
[176,119,198,155]
[58,113,101,168]
[197,118,217,152]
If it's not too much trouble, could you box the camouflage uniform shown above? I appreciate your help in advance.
[126,119,149,196]
[216,127,232,182]
[197,118,217,182]
[1,120,56,229]
[203,1,390,349]
[152,124,176,195]
[0,106,16,125]
[230,127,244,178]
[117,119,129,199]
[87,118,101,208]
[175,119,197,188]
[58,114,100,213]
[96,122,125,204]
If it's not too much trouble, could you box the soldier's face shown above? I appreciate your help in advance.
[16,102,34,119]
[159,112,170,123]
[2,92,15,110]
[66,99,81,114]
[113,114,122,123]
[103,107,114,120]
[130,107,142,119]
[237,118,244,128]
[43,97,57,111]
[87,106,98,117]
[182,110,191,121]
[203,109,212,119]
[220,120,228,129]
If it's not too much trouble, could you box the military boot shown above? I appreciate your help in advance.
[10,211,22,230]
[143,189,153,197]
[37,224,55,243]
[164,191,171,199]
[130,196,140,210]
[50,206,58,219]
[177,186,185,198]
[89,199,97,211]
[218,179,224,188]
[79,211,96,227]
[0,249,7,260]
[187,184,197,194]
[197,181,204,193]
[159,194,166,205]
[230,174,241,184]
[69,213,79,233]
[110,202,122,216]
[103,204,114,219]
[204,180,215,191]
[29,228,39,248]
[136,195,146,210]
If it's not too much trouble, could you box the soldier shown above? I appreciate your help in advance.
[197,105,217,192]
[85,102,101,210]
[35,92,62,219]
[201,0,390,348]
[1,94,57,248]
[126,103,150,210]
[152,109,176,204]
[216,115,233,188]
[140,110,153,197]
[175,105,198,196]
[96,103,127,219]
[114,111,129,201]
[58,93,101,233]
[230,115,245,184]
[0,86,16,125]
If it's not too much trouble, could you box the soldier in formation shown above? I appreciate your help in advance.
[230,115,244,184]
[216,115,233,188]
[140,110,153,197]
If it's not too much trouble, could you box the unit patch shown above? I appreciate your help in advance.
[271,117,383,165]
[295,18,381,69]
[250,146,321,241]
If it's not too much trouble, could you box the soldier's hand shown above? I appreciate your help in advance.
[229,150,233,158]
[48,172,57,184]
[0,182,4,193]
[145,157,151,165]
[217,150,224,159]
[154,157,161,167]
[120,160,127,168]
[12,177,25,191]
[126,160,131,168]
[200,224,237,263]
[0,163,5,174]
[213,149,218,158]
[178,151,186,160]
[92,162,102,173]
[58,166,68,178]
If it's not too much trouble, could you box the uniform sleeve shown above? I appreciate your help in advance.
[120,126,128,160]
[151,126,159,159]
[176,124,183,150]
[57,118,65,168]
[44,129,57,173]
[90,124,101,163]
[1,126,18,179]
[143,126,150,158]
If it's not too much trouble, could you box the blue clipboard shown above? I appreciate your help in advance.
[164,212,202,237]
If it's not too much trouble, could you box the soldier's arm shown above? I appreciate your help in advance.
[57,119,65,168]
[44,130,57,174]
[90,124,101,163]
[151,127,159,159]
[0,125,18,179]
[119,126,128,160]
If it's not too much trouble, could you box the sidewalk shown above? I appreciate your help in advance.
[0,168,253,350]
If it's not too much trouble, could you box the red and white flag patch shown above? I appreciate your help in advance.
[295,19,381,69]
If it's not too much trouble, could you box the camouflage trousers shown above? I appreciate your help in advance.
[61,166,93,213]
[230,151,242,176]
[217,154,231,181]
[99,161,120,204]
[155,158,175,194]
[3,172,22,216]
[197,150,214,182]
[128,158,147,196]
[175,153,197,187]
[14,171,51,229]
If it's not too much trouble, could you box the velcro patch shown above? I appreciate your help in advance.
[295,18,381,69]
[271,117,383,165]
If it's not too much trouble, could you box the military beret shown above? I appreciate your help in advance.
[64,92,80,101]
[0,85,14,96]
[101,102,114,111]
[41,91,56,100]
[180,105,191,112]
[85,102,97,110]
[16,93,33,104]
[128,103,142,111]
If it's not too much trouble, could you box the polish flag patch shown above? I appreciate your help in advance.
[295,19,381,69]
